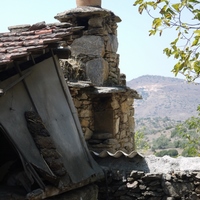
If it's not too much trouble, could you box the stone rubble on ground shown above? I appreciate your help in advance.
[97,155,200,200]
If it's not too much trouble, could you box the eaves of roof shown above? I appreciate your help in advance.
[0,21,84,69]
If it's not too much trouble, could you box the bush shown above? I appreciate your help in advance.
[155,149,178,157]
[152,135,172,150]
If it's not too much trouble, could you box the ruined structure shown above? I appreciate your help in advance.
[1,2,200,200]
[0,20,103,199]
[55,7,141,154]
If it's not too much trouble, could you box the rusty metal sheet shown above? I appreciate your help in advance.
[24,57,103,183]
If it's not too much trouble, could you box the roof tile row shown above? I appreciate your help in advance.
[0,22,83,67]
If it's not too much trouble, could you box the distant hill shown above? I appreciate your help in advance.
[127,75,200,121]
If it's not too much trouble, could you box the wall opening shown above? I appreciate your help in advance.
[93,95,114,135]
[77,17,89,30]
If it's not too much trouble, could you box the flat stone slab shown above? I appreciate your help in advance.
[55,7,121,22]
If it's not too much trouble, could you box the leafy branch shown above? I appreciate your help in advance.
[133,0,200,81]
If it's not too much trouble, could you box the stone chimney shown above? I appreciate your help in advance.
[55,6,122,86]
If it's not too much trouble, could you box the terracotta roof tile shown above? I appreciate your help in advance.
[19,35,40,40]
[26,45,48,51]
[35,29,52,35]
[0,21,84,67]
[0,48,6,53]
[22,40,44,46]
[18,31,35,36]
[2,42,23,47]
[7,47,28,54]
[0,37,21,42]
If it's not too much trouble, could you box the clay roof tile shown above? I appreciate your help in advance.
[0,21,82,66]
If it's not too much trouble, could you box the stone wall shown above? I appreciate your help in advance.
[55,6,141,153]
[97,169,200,200]
[55,7,200,200]
[47,184,98,200]
[56,7,122,86]
[69,84,138,153]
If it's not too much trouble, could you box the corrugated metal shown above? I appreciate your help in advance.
[91,150,144,158]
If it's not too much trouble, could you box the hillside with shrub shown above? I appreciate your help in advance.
[128,75,200,156]
[135,115,200,156]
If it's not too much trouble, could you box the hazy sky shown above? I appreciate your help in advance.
[0,1,181,81]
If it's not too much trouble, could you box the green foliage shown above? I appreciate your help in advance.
[133,0,200,81]
[136,113,200,157]
[152,134,172,150]
[155,149,178,157]
[135,129,150,151]
[174,106,200,156]
[173,139,186,148]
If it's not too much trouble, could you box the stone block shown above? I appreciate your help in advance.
[92,132,113,140]
[71,35,105,57]
[121,101,129,113]
[84,128,93,140]
[83,28,107,36]
[80,93,88,100]
[111,99,120,109]
[162,181,194,197]
[106,34,118,53]
[82,100,91,105]
[103,139,118,145]
[73,98,81,107]
[127,97,134,105]
[79,110,92,117]
[86,58,109,86]
[88,17,103,27]
[195,185,200,194]
[81,119,90,127]
[122,114,128,123]
[114,117,120,134]
[120,130,127,139]
[128,117,135,132]
[124,142,134,150]
[127,181,138,189]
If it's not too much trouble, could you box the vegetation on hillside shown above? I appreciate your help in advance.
[132,0,200,156]
[135,109,200,157]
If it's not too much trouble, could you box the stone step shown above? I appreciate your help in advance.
[92,132,113,140]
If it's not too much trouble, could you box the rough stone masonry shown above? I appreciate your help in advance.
[55,6,141,154]
[96,155,200,200]
[54,6,200,200]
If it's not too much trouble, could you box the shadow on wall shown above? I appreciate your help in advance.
[94,155,150,173]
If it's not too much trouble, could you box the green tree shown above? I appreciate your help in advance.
[135,129,150,152]
[152,134,172,150]
[133,0,200,81]
[175,105,200,156]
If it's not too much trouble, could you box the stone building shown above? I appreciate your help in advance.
[0,4,140,199]
[1,3,200,200]
[55,6,141,154]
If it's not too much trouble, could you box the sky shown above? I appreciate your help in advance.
[0,0,182,81]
